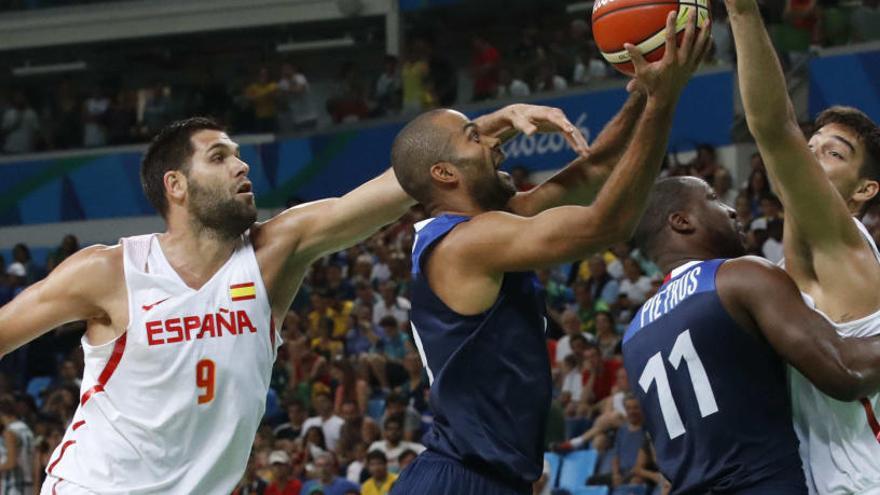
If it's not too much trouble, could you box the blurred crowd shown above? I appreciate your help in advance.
[2,0,879,156]
[2,143,880,494]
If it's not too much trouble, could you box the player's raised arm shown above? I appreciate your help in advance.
[0,245,123,357]
[718,257,880,401]
[508,91,648,216]
[454,12,711,273]
[726,0,865,250]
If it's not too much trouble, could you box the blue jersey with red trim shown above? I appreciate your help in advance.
[622,259,805,493]
[408,215,552,487]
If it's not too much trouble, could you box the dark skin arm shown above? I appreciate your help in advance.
[508,91,648,216]
[717,256,880,401]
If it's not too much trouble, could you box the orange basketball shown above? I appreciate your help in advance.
[592,0,710,76]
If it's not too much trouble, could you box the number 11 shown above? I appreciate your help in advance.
[639,330,719,439]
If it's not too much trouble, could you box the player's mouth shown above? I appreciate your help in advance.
[235,181,254,197]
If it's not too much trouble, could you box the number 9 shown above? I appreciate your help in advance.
[196,359,216,405]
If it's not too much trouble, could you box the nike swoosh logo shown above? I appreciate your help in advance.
[142,297,170,312]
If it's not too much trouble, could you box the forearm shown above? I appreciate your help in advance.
[729,0,797,135]
[590,97,677,238]
[511,92,647,215]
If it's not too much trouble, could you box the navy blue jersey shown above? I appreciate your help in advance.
[622,259,805,494]
[408,215,552,487]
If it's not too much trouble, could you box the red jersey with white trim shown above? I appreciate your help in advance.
[789,219,880,495]
[43,233,279,494]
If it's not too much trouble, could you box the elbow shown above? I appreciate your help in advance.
[824,369,870,402]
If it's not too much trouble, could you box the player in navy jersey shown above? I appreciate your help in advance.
[623,176,880,494]
[389,13,711,495]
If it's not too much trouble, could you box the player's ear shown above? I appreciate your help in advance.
[668,211,695,235]
[430,162,458,186]
[165,169,188,206]
[853,178,879,206]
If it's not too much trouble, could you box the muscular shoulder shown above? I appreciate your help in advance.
[717,256,790,293]
[56,244,124,285]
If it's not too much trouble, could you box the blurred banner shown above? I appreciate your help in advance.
[809,47,880,121]
[0,70,733,227]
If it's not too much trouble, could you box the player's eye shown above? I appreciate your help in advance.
[212,154,224,162]
[830,150,843,159]
[471,131,480,142]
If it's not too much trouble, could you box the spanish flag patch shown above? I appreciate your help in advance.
[229,282,256,302]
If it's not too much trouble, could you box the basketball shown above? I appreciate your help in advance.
[592,0,711,76]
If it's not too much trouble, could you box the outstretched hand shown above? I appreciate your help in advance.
[478,104,590,157]
[625,9,712,100]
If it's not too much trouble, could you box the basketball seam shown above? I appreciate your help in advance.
[592,2,704,26]
[596,4,709,64]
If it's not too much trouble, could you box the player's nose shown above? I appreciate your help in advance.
[233,156,250,177]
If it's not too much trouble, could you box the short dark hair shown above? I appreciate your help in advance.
[391,110,457,205]
[384,414,404,429]
[632,177,703,261]
[379,315,398,328]
[0,395,16,417]
[140,117,225,218]
[814,106,880,213]
[570,334,588,346]
[366,450,388,464]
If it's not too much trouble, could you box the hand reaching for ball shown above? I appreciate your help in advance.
[624,10,713,100]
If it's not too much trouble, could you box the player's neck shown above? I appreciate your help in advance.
[427,195,489,218]
[656,254,711,278]
[158,227,237,289]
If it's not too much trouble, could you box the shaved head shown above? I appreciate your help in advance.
[632,177,706,260]
[391,110,464,205]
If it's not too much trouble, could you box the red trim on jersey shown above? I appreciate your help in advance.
[270,318,276,349]
[229,282,255,289]
[231,294,256,301]
[860,398,880,443]
[80,333,127,406]
[48,440,76,474]
[72,420,85,431]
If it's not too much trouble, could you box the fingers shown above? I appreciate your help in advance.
[678,9,698,64]
[510,114,538,136]
[692,18,713,66]
[662,11,678,62]
[624,43,648,74]
[546,110,590,156]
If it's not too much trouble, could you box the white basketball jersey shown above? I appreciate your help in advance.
[790,219,880,495]
[42,233,280,494]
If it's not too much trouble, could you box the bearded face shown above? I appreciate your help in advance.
[186,173,257,239]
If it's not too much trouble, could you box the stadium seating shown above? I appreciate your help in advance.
[558,449,599,491]
[544,451,562,488]
[26,376,52,407]
[367,398,386,421]
[571,487,609,495]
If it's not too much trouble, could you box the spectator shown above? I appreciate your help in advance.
[278,62,318,132]
[559,354,584,402]
[47,81,81,150]
[397,450,418,472]
[367,415,425,474]
[610,395,647,493]
[632,435,670,495]
[345,308,381,357]
[105,90,137,145]
[595,312,621,359]
[353,282,379,310]
[265,450,302,495]
[852,0,880,42]
[495,67,531,99]
[302,392,345,451]
[361,450,397,495]
[6,243,34,288]
[712,167,738,208]
[0,395,34,493]
[691,144,721,184]
[47,234,79,272]
[304,425,330,467]
[572,46,610,86]
[470,35,501,101]
[745,168,771,218]
[373,56,402,117]
[617,258,653,324]
[82,88,109,147]
[331,360,369,415]
[400,43,431,113]
[274,398,308,440]
[32,421,63,491]
[396,353,429,415]
[139,84,173,139]
[534,63,568,93]
[233,454,268,494]
[301,453,359,495]
[582,342,621,405]
[245,67,279,133]
[510,165,536,192]
[784,0,822,45]
[585,255,620,307]
[2,92,40,154]
[382,393,422,442]
[345,441,368,484]
[327,62,370,124]
[734,193,755,230]
[372,281,410,327]
[555,309,591,365]
[326,263,355,301]
[568,282,610,335]
[750,193,783,231]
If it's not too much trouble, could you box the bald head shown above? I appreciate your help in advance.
[632,177,706,261]
[391,109,468,205]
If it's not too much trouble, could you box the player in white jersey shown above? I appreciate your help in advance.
[726,0,880,491]
[0,396,34,495]
[0,107,592,494]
